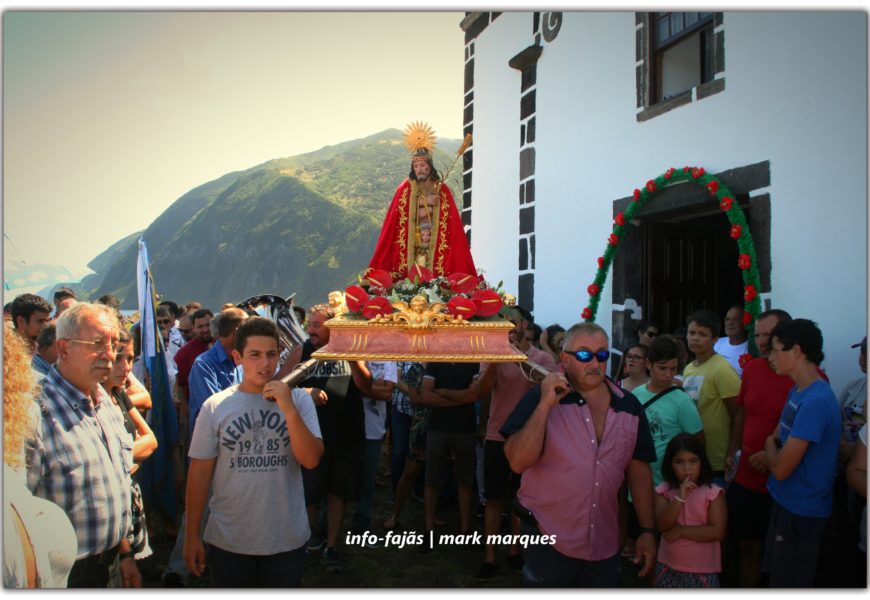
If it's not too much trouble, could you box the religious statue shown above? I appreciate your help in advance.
[367,121,477,282]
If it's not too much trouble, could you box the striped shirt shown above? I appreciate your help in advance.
[26,365,133,559]
[31,353,52,376]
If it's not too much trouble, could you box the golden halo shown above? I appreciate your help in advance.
[403,121,437,155]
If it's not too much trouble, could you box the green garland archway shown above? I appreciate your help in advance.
[582,166,762,358]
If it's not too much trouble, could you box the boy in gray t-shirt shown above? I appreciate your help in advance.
[183,317,323,587]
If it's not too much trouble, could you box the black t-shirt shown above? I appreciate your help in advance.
[300,340,364,447]
[424,362,480,434]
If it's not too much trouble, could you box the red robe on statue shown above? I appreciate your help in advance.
[367,178,477,281]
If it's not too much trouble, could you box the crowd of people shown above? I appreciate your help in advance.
[2,283,866,588]
[2,127,865,588]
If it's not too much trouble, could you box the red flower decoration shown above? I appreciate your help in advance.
[361,296,393,320]
[665,167,675,180]
[719,196,733,212]
[691,167,705,179]
[364,269,393,291]
[407,264,434,284]
[344,285,369,313]
[587,283,600,297]
[597,256,605,269]
[738,353,753,369]
[581,307,593,320]
[729,224,742,239]
[707,180,719,195]
[608,233,619,246]
[447,295,477,320]
[738,253,752,270]
[742,311,753,326]
[471,289,503,317]
[447,272,477,295]
[646,180,657,193]
[632,189,641,202]
[744,284,758,302]
[614,212,626,227]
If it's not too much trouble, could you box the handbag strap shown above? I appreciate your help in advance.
[642,385,679,409]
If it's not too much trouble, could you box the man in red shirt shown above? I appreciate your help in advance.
[173,309,214,434]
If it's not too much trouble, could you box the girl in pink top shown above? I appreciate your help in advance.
[654,433,727,587]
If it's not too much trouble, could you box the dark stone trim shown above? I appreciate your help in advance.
[519,238,529,271]
[509,44,543,71]
[464,59,474,92]
[463,104,473,127]
[518,273,535,312]
[636,89,692,122]
[462,12,490,43]
[519,184,525,205]
[526,117,536,144]
[463,171,472,191]
[520,90,536,120]
[533,11,540,35]
[715,30,725,73]
[519,206,535,235]
[521,64,537,92]
[541,12,562,42]
[519,147,535,181]
[635,12,644,25]
[525,179,535,205]
[635,65,644,109]
[635,27,643,62]
[492,12,501,21]
[714,12,723,27]
[613,161,771,215]
[463,190,472,210]
[464,90,473,105]
[520,124,526,147]
[463,149,473,172]
[697,77,725,100]
[530,234,536,270]
[749,193,771,293]
[461,209,472,226]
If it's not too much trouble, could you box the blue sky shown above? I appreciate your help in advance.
[3,10,465,273]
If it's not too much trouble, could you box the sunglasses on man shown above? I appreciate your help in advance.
[564,349,611,363]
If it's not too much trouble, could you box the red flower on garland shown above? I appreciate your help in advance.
[683,166,692,173]
[742,311,753,326]
[614,212,625,226]
[471,289,503,317]
[707,180,719,195]
[361,296,394,319]
[744,284,758,302]
[738,253,752,270]
[608,233,619,246]
[581,307,593,320]
[364,269,393,291]
[720,196,733,212]
[597,256,605,269]
[587,283,600,297]
[646,180,657,193]
[738,353,753,369]
[447,272,477,295]
[446,296,477,320]
[407,264,434,284]
[730,224,742,239]
[344,285,369,313]
[665,167,675,180]
[691,167,705,179]
[633,189,641,202]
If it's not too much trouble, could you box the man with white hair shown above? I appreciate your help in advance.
[26,302,141,587]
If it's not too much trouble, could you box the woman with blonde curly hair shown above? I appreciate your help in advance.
[3,326,77,587]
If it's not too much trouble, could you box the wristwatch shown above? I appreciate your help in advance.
[638,527,658,536]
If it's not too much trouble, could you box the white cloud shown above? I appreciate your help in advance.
[27,271,49,282]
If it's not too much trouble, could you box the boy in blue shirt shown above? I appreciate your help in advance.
[763,318,841,588]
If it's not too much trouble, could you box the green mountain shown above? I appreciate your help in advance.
[84,129,464,310]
